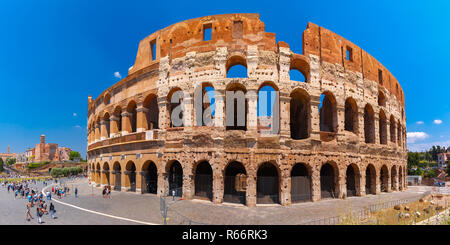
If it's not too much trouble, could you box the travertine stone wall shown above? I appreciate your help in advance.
[87,14,407,207]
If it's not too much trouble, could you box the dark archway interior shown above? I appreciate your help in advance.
[168,161,183,197]
[319,94,335,132]
[143,162,157,194]
[344,99,357,133]
[195,161,213,200]
[257,162,279,204]
[364,106,375,143]
[380,167,388,192]
[346,166,357,197]
[290,92,309,139]
[224,161,246,204]
[365,166,376,194]
[113,163,121,191]
[291,163,311,202]
[127,162,136,192]
[320,163,336,199]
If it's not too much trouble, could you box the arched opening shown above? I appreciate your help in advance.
[391,166,397,191]
[195,83,215,126]
[258,83,279,134]
[143,94,159,130]
[380,165,389,192]
[364,104,375,143]
[365,164,376,195]
[104,93,111,105]
[102,162,110,186]
[319,92,337,133]
[289,57,309,82]
[103,112,110,138]
[96,163,101,183]
[291,163,311,202]
[113,106,122,134]
[127,101,137,133]
[167,160,183,197]
[344,98,358,134]
[390,115,396,143]
[226,55,247,78]
[320,162,338,199]
[113,162,121,191]
[397,121,401,146]
[379,110,387,145]
[125,161,136,192]
[290,88,310,139]
[194,161,213,201]
[346,164,360,197]
[378,91,386,107]
[167,88,184,128]
[141,161,157,194]
[257,162,279,204]
[225,83,247,131]
[223,161,247,205]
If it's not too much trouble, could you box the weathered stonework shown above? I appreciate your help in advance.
[86,13,407,207]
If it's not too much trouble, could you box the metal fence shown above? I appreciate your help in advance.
[300,190,432,225]
[159,194,210,225]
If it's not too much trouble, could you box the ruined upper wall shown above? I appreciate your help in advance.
[303,23,404,107]
[129,13,276,74]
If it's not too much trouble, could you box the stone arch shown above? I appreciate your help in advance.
[226,55,247,78]
[125,161,137,192]
[291,162,312,202]
[319,91,337,133]
[379,109,387,145]
[194,82,215,126]
[290,88,310,139]
[257,81,279,134]
[365,164,377,195]
[289,57,309,82]
[141,160,158,194]
[143,94,159,130]
[166,160,183,197]
[346,163,361,197]
[344,97,358,134]
[320,161,339,199]
[167,87,184,128]
[193,160,213,201]
[112,161,121,191]
[378,90,386,107]
[390,115,396,143]
[225,82,247,131]
[104,92,111,105]
[380,165,389,192]
[113,106,122,134]
[364,104,375,143]
[223,161,247,205]
[102,162,110,186]
[103,112,111,138]
[126,100,137,133]
[256,161,280,204]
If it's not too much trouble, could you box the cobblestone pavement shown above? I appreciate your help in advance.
[8,177,431,225]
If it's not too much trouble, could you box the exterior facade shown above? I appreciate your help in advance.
[437,152,449,169]
[87,13,407,207]
[30,135,72,163]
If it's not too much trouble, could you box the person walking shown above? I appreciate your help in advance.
[36,206,42,224]
[49,202,55,219]
[25,202,33,221]
[75,187,78,198]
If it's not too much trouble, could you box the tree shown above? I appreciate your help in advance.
[0,158,3,172]
[69,151,81,161]
[6,158,16,166]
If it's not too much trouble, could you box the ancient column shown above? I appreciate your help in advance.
[136,105,149,132]
[109,115,119,137]
[121,111,131,135]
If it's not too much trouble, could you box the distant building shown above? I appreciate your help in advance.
[0,146,16,162]
[30,135,72,162]
[437,152,449,169]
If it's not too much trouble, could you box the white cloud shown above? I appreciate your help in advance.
[416,121,424,125]
[73,112,77,117]
[74,125,81,129]
[114,71,122,79]
[408,139,450,152]
[407,132,429,143]
[433,119,442,125]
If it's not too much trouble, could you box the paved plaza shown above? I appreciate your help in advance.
[0,177,439,225]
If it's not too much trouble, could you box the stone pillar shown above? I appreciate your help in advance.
[246,45,258,79]
[360,170,366,196]
[109,116,119,137]
[311,167,321,201]
[246,89,258,133]
[375,170,381,195]
[387,171,392,192]
[374,114,380,145]
[358,109,365,142]
[122,171,130,191]
[183,172,193,200]
[95,124,100,141]
[121,112,131,135]
[158,97,168,129]
[110,170,116,190]
[214,47,227,77]
[136,106,149,132]
[280,171,290,206]
[100,120,108,140]
[310,96,321,141]
[336,105,345,141]
[245,171,256,207]
[158,172,166,196]
[279,94,291,138]
[214,90,225,128]
[338,174,346,199]
[212,169,223,204]
[136,171,142,193]
[278,46,290,82]
[183,92,193,128]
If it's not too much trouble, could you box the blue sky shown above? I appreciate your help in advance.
[0,0,449,157]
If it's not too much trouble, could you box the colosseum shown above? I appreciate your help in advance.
[87,13,407,207]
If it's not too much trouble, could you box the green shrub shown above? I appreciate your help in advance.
[50,166,83,178]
